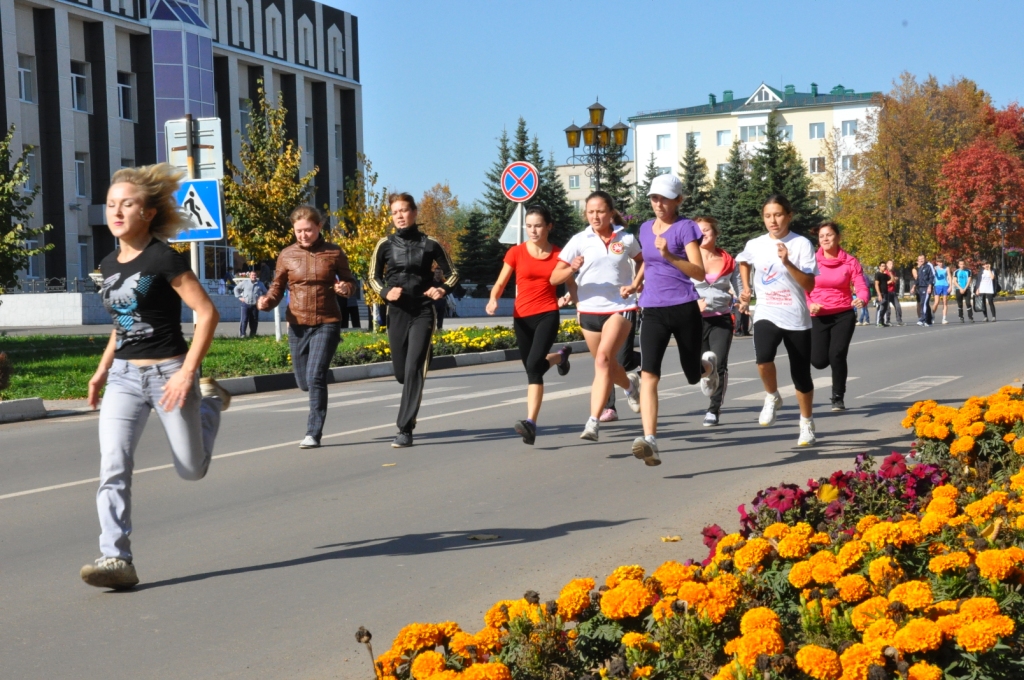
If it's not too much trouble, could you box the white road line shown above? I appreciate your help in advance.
[856,376,960,400]
[229,389,377,412]
[276,386,460,412]
[734,376,858,401]
[398,387,522,407]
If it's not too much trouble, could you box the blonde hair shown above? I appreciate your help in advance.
[110,163,189,242]
[290,205,324,225]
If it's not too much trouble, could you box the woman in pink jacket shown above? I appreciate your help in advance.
[807,222,868,413]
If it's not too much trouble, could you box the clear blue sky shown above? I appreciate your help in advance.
[326,0,1023,205]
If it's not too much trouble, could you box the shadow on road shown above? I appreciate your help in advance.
[129,518,642,592]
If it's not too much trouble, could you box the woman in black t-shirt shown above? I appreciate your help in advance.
[80,163,230,591]
[873,263,891,327]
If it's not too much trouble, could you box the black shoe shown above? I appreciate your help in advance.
[556,345,572,376]
[514,420,536,445]
[392,431,413,448]
[831,396,846,412]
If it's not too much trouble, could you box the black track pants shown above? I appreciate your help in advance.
[387,304,436,433]
[513,311,560,385]
[701,314,733,415]
[810,309,857,398]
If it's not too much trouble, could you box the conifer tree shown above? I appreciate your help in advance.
[679,133,712,217]
[482,128,514,234]
[524,138,579,246]
[456,209,502,284]
[632,153,660,225]
[710,140,750,255]
[599,145,633,217]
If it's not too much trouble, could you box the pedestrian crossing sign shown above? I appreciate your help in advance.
[170,179,224,242]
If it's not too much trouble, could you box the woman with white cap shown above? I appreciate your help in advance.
[550,190,643,443]
[628,174,711,466]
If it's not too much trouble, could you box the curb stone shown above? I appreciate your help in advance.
[0,397,47,423]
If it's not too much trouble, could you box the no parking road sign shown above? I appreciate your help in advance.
[170,179,225,242]
[500,161,539,203]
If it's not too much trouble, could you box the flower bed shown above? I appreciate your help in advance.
[361,387,1024,680]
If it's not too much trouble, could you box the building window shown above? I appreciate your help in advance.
[842,120,858,137]
[685,131,701,148]
[304,117,313,151]
[121,158,134,169]
[716,130,731,146]
[117,72,133,120]
[75,153,89,197]
[740,125,766,143]
[22,149,36,192]
[780,125,793,142]
[841,155,859,171]
[25,240,42,278]
[334,124,342,158]
[270,17,277,55]
[568,175,580,190]
[200,0,210,23]
[118,0,127,14]
[234,3,248,48]
[589,176,597,189]
[655,134,671,150]
[810,191,825,207]
[755,88,772,102]
[239,98,251,138]
[18,55,34,103]
[79,238,90,278]
[656,167,671,176]
[71,62,88,112]
[300,26,312,65]
[809,122,825,139]
[809,157,825,174]
[716,163,728,175]
[571,200,580,212]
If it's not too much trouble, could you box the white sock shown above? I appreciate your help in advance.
[770,391,781,399]
[646,434,656,445]
[588,416,598,424]
[800,416,813,425]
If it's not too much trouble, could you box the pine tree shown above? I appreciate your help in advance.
[482,127,514,234]
[632,153,660,226]
[599,145,633,217]
[524,138,579,246]
[456,209,502,284]
[710,139,751,255]
[679,133,712,218]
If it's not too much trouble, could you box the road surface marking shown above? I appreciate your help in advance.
[229,390,376,412]
[276,386,460,412]
[734,376,858,401]
[856,376,960,400]
[398,387,528,407]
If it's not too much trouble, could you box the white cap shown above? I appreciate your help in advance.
[647,173,684,199]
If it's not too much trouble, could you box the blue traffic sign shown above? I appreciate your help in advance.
[501,161,539,202]
[170,178,224,242]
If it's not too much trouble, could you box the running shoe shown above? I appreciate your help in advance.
[199,376,232,410]
[598,408,619,422]
[831,396,846,412]
[798,420,817,447]
[699,351,719,397]
[759,393,783,427]
[299,435,320,449]
[80,557,139,590]
[556,345,572,376]
[917,321,925,326]
[631,436,661,466]
[942,318,949,325]
[625,372,641,413]
[392,431,413,448]
[702,412,719,427]
[580,418,600,441]
[514,420,536,446]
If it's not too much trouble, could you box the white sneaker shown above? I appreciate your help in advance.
[942,318,948,324]
[624,373,641,413]
[699,351,719,397]
[631,436,661,466]
[80,557,139,590]
[702,412,719,427]
[299,436,320,449]
[798,420,817,447]
[199,377,231,410]
[580,418,600,441]
[759,393,783,427]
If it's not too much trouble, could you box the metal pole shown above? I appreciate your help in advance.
[274,304,281,341]
[184,114,200,328]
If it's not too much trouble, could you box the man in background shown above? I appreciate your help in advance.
[235,270,267,337]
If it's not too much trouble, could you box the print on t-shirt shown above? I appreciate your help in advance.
[758,260,796,307]
[102,271,157,349]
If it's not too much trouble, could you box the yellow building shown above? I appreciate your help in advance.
[629,82,880,204]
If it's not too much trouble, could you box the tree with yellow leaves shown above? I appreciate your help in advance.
[223,83,318,265]
[418,183,462,262]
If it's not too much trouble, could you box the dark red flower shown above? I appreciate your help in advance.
[765,487,797,513]
[879,453,907,479]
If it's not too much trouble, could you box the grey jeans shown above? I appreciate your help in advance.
[96,357,222,561]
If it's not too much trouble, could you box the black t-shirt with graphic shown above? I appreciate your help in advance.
[99,239,191,360]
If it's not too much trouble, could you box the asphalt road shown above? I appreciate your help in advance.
[2,303,1022,679]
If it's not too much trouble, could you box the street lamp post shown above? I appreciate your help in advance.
[564,98,630,192]
[995,207,1015,281]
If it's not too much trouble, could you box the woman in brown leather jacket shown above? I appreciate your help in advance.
[258,206,356,448]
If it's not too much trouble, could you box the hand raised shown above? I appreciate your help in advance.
[569,256,584,272]
[655,234,669,256]
[386,287,403,302]
[776,242,790,264]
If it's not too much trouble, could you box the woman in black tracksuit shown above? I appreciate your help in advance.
[370,192,459,448]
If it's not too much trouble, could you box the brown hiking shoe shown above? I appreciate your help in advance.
[80,557,139,590]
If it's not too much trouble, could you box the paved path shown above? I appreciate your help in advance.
[1,304,1021,679]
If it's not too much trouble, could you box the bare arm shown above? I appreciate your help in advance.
[160,271,220,411]
[550,259,579,286]
[660,240,706,281]
[486,263,514,315]
[87,330,119,410]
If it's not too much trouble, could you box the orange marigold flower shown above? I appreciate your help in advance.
[835,574,871,603]
[907,661,943,680]
[733,537,773,572]
[711,662,740,680]
[675,581,710,609]
[410,650,447,680]
[777,532,811,559]
[863,618,899,646]
[376,650,403,676]
[862,521,901,548]
[735,629,785,671]
[556,578,595,621]
[936,613,966,637]
[960,598,1001,622]
[763,522,790,540]
[425,671,459,680]
[484,602,517,630]
[837,540,869,571]
[895,519,924,547]
[473,627,502,653]
[919,512,948,535]
[964,492,1009,522]
[1004,432,1019,443]
[621,632,649,648]
[630,666,653,679]
[605,565,646,589]
[868,556,904,588]
[600,579,656,620]
[947,515,969,527]
[788,561,815,589]
[925,496,958,518]
[888,581,933,610]
[975,549,1017,581]
[855,515,881,534]
[651,561,697,595]
[651,596,676,622]
[933,485,959,500]
[505,599,542,624]
[810,532,833,546]
[956,621,999,653]
[740,607,781,635]
[839,642,885,680]
[1015,439,1024,455]
[950,435,976,458]
[811,561,844,585]
[808,550,838,567]
[449,632,479,660]
[437,621,461,639]
[392,623,444,654]
[795,645,841,680]
[892,619,944,654]
[928,552,970,574]
[851,597,890,632]
[462,662,513,680]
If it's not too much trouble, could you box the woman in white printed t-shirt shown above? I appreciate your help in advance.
[736,194,819,447]
[551,191,643,442]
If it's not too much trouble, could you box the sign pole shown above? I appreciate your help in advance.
[183,113,200,328]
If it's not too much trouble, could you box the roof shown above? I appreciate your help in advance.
[629,84,880,123]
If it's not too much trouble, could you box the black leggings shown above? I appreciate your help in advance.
[701,314,733,414]
[387,304,436,432]
[513,311,560,385]
[753,320,814,394]
[639,301,703,381]
[810,309,857,398]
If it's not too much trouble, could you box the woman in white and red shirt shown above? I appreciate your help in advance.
[807,222,868,412]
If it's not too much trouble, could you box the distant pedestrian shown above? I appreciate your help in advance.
[82,163,231,590]
[976,261,999,321]
[885,260,903,326]
[933,256,951,324]
[873,262,891,326]
[912,254,935,326]
[807,222,868,413]
[339,279,362,329]
[432,269,448,329]
[235,270,266,337]
[258,205,356,449]
[953,259,974,323]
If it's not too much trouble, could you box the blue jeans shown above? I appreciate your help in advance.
[288,323,341,440]
[96,357,223,560]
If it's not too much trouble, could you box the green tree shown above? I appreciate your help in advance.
[679,133,712,217]
[527,140,580,246]
[632,152,660,226]
[710,140,750,255]
[0,126,52,292]
[482,127,515,238]
[599,144,633,216]
[456,208,502,284]
[224,84,318,264]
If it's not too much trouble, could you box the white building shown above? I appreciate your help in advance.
[554,161,635,213]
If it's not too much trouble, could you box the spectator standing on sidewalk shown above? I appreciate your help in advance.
[339,279,362,329]
[953,260,974,323]
[873,262,891,327]
[912,254,935,326]
[234,270,266,337]
[885,259,903,326]
[976,261,999,321]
